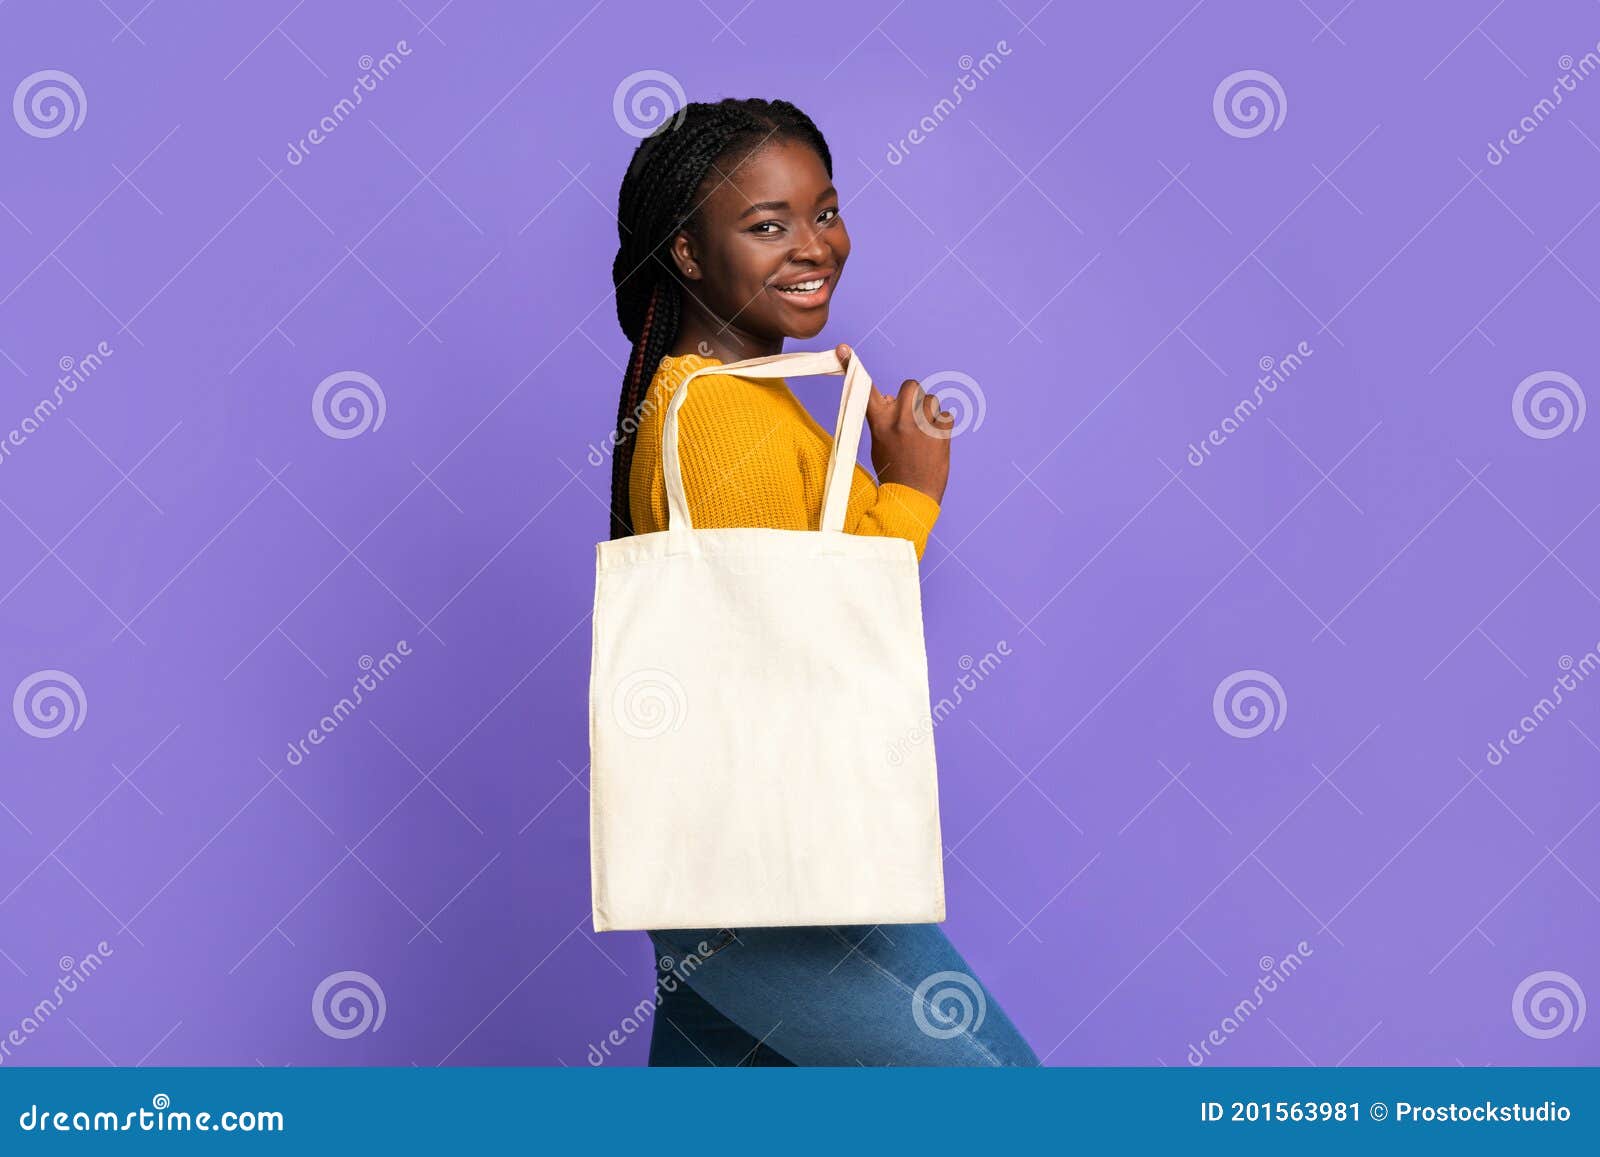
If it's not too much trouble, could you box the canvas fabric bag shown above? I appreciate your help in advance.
[589,348,946,932]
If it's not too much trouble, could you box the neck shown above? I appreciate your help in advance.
[669,296,780,362]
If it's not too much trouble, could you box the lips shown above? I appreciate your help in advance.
[768,270,835,308]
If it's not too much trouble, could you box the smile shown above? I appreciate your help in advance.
[769,272,834,307]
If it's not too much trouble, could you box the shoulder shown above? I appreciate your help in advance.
[647,353,706,395]
[649,354,789,426]
[650,354,766,398]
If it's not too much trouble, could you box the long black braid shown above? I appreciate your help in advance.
[608,97,833,539]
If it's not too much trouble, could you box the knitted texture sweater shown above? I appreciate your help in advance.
[627,353,942,560]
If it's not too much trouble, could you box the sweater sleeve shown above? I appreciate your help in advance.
[628,361,942,561]
[843,468,942,561]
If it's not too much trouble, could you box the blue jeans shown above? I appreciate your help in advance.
[645,924,1039,1066]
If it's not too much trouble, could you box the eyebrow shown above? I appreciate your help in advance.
[737,186,838,219]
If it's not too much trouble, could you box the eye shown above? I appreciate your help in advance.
[818,207,839,224]
[749,221,783,235]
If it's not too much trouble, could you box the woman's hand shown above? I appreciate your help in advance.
[838,344,953,505]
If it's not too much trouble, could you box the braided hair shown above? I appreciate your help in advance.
[608,97,834,539]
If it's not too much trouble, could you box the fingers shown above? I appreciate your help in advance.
[865,381,894,430]
[868,377,902,412]
[902,380,955,434]
[835,355,934,417]
[894,379,943,422]
[866,374,953,432]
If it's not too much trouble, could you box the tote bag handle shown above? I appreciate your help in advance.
[660,349,875,535]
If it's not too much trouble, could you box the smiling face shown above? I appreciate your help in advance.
[669,137,850,358]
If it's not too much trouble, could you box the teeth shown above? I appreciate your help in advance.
[776,278,825,293]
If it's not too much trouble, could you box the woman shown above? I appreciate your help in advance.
[607,97,1038,1067]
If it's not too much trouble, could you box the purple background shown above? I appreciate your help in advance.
[1,0,1597,1067]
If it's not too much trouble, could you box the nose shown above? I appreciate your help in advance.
[793,221,832,265]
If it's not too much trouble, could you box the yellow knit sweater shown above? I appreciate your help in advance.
[628,353,942,560]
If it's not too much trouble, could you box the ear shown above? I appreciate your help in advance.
[668,232,701,281]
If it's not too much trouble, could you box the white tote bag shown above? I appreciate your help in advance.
[589,348,946,932]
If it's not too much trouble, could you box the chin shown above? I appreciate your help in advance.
[785,309,830,341]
